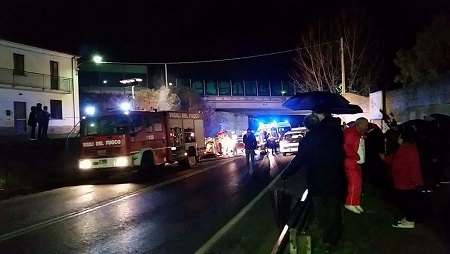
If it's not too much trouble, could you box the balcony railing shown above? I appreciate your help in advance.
[0,67,72,93]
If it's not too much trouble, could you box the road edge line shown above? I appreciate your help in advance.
[195,155,281,254]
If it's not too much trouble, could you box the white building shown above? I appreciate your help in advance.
[0,39,80,137]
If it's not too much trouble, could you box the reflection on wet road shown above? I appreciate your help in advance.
[0,153,292,253]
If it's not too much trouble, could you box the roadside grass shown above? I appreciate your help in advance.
[305,183,399,254]
[304,182,450,254]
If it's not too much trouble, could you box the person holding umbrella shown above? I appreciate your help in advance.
[281,104,346,252]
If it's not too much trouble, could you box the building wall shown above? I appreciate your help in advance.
[340,92,370,124]
[385,75,450,122]
[0,40,74,78]
[0,39,79,136]
[0,88,77,135]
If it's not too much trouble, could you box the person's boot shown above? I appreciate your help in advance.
[355,206,364,213]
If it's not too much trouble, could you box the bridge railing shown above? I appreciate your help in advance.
[172,79,296,97]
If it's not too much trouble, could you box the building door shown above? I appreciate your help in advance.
[50,61,59,90]
[14,101,27,134]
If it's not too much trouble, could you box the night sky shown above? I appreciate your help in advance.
[1,0,449,86]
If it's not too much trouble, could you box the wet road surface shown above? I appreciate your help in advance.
[0,153,293,253]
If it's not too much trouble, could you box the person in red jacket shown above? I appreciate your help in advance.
[381,126,423,229]
[343,117,369,214]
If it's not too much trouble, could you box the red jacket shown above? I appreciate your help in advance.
[384,143,423,190]
[343,126,361,170]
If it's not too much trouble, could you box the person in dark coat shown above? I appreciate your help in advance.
[42,106,51,139]
[281,107,346,252]
[27,106,37,140]
[35,103,46,140]
[243,128,258,175]
[365,123,387,188]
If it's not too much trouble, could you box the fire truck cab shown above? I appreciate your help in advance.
[78,110,205,174]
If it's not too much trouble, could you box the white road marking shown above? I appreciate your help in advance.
[195,156,281,254]
[0,157,238,242]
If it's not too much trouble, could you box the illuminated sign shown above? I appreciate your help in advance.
[168,112,201,119]
[82,139,122,147]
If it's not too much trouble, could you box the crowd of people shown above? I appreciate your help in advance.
[27,102,51,140]
[279,106,450,252]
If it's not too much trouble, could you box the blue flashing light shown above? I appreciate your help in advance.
[84,106,96,116]
[120,102,132,111]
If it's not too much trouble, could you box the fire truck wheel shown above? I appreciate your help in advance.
[139,152,156,175]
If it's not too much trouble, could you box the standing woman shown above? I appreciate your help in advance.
[27,106,37,140]
[381,126,423,228]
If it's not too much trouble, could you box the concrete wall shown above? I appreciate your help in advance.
[385,75,450,122]
[340,92,370,124]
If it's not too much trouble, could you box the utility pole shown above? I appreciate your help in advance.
[340,37,346,94]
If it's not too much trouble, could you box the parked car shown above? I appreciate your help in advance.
[279,127,306,156]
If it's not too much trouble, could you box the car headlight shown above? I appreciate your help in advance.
[114,156,129,167]
[79,159,92,170]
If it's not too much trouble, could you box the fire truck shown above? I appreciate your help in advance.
[78,110,205,174]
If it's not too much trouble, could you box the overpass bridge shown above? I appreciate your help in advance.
[80,80,310,116]
[203,95,308,116]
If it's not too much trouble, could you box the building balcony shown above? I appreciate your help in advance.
[0,67,72,93]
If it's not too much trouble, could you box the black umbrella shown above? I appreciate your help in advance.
[330,104,363,114]
[282,91,350,111]
[430,113,450,128]
[401,119,436,136]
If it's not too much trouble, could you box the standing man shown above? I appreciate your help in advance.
[27,106,37,140]
[35,103,45,140]
[42,106,51,139]
[243,128,257,175]
[282,107,346,252]
[344,117,369,214]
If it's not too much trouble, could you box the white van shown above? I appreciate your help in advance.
[279,127,306,156]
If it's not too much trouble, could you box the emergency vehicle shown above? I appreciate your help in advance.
[78,110,205,174]
[256,121,292,149]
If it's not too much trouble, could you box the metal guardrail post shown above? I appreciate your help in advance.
[271,189,312,254]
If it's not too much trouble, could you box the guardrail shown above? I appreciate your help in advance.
[0,67,72,92]
[271,189,313,254]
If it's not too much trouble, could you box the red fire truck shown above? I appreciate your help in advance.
[78,110,205,174]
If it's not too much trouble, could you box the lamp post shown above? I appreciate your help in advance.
[120,78,142,110]
[76,55,103,71]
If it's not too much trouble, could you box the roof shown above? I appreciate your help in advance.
[0,38,78,58]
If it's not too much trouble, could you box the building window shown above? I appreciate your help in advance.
[50,61,59,90]
[50,100,63,119]
[13,53,25,75]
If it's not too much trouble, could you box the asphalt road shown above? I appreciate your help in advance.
[0,153,292,253]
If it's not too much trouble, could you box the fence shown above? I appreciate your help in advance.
[0,67,72,92]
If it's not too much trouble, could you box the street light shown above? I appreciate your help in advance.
[120,78,142,110]
[77,55,104,71]
[93,55,103,64]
